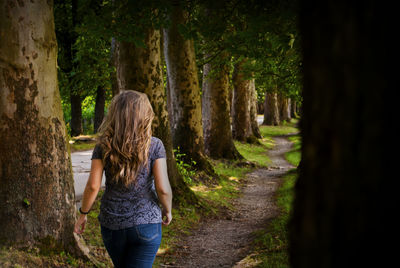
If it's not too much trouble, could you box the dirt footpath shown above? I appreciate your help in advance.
[171,136,295,268]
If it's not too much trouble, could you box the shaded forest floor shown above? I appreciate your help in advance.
[160,135,296,268]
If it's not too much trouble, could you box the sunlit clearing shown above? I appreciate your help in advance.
[190,185,222,193]
[229,176,239,182]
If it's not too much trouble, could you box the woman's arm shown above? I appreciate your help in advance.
[74,159,104,234]
[153,158,173,225]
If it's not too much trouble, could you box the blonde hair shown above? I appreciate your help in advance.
[97,90,154,186]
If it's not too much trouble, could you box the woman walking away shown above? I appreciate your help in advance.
[74,90,173,268]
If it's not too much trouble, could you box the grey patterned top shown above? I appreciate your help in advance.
[91,137,166,230]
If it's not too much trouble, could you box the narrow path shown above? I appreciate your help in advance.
[170,136,295,268]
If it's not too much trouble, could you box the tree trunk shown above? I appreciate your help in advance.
[257,101,264,115]
[290,98,297,118]
[69,0,82,137]
[0,0,86,257]
[94,86,105,133]
[163,5,214,172]
[202,57,242,160]
[290,1,396,267]
[278,92,291,123]
[70,92,83,136]
[249,79,262,138]
[263,91,280,125]
[110,37,119,97]
[115,28,196,202]
[232,59,258,142]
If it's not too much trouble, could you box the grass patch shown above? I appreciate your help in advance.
[234,139,273,167]
[285,135,301,167]
[259,119,299,137]
[69,135,97,153]
[247,170,297,267]
[0,246,91,267]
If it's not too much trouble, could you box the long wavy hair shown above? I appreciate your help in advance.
[97,90,154,186]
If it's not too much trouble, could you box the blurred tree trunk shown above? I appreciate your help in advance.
[278,93,291,123]
[115,28,196,202]
[263,91,280,125]
[110,37,119,97]
[69,0,82,136]
[290,98,297,118]
[290,1,396,267]
[202,55,242,159]
[94,86,105,133]
[0,0,87,257]
[232,59,258,142]
[249,79,262,138]
[70,93,82,136]
[163,4,214,173]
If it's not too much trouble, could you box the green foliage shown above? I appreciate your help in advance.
[55,0,114,135]
[173,147,196,185]
[234,140,272,167]
[192,0,301,103]
[259,124,299,137]
[23,198,30,207]
[285,135,301,167]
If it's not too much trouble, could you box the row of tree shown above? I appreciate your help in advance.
[0,0,300,259]
[55,0,301,172]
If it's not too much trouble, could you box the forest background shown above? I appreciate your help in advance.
[1,0,396,267]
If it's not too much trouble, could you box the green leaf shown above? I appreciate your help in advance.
[23,198,30,206]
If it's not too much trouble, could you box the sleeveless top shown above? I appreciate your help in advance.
[91,137,166,230]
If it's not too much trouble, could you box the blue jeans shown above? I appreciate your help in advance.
[101,223,162,268]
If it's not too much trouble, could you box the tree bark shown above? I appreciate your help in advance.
[202,57,242,159]
[69,0,82,137]
[0,0,86,257]
[70,92,83,136]
[94,86,105,133]
[290,1,397,267]
[263,91,280,125]
[278,92,291,123]
[290,98,297,118]
[115,28,196,202]
[110,37,119,97]
[232,59,258,142]
[163,5,214,172]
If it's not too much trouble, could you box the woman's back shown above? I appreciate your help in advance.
[91,136,166,230]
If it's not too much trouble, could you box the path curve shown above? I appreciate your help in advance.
[170,136,295,268]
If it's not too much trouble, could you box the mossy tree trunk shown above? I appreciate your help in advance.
[290,1,396,267]
[202,55,242,160]
[163,4,214,173]
[278,92,291,123]
[232,59,259,142]
[114,28,196,202]
[263,91,280,125]
[0,0,86,257]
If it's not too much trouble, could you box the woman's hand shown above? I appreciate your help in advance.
[162,208,172,226]
[74,214,87,234]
